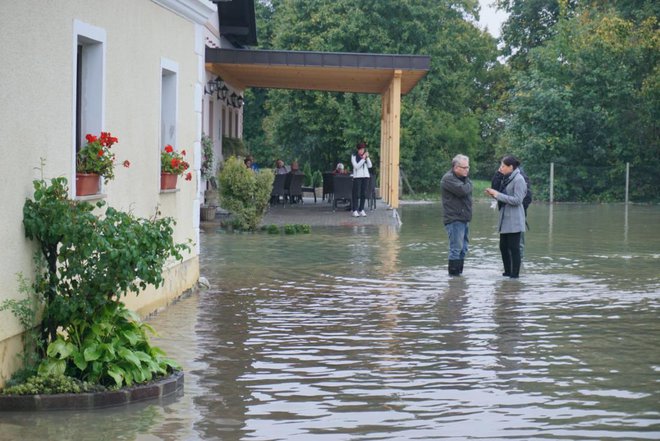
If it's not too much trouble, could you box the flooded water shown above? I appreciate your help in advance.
[1,203,659,440]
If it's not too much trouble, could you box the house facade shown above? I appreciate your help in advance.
[0,0,240,384]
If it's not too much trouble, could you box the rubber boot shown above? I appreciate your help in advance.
[458,259,464,274]
[448,260,461,276]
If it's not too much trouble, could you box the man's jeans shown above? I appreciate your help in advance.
[445,221,469,260]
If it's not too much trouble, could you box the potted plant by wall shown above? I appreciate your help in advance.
[76,132,130,196]
[200,134,218,221]
[160,145,191,190]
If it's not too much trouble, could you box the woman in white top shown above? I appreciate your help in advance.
[350,142,372,217]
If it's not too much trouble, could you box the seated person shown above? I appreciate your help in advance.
[333,163,346,174]
[289,160,301,174]
[275,159,288,174]
[244,156,253,169]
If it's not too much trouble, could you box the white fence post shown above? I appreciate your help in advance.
[625,162,630,204]
[549,162,554,203]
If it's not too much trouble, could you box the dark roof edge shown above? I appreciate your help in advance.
[206,48,430,71]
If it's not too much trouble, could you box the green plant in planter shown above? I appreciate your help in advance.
[201,133,214,181]
[218,156,274,231]
[23,177,191,342]
[3,373,104,395]
[39,302,178,388]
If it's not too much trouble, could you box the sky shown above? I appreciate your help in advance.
[477,0,508,39]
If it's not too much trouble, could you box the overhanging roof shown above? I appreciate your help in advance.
[205,48,430,95]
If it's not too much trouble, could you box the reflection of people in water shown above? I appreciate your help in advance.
[492,279,524,383]
[434,277,469,362]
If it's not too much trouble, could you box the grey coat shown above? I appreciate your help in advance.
[496,168,527,233]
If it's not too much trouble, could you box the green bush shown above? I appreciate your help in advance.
[38,302,178,388]
[266,224,280,234]
[312,170,323,188]
[218,157,274,231]
[23,177,191,342]
[283,224,296,235]
[15,174,189,390]
[222,137,247,158]
[302,163,313,186]
[2,373,104,395]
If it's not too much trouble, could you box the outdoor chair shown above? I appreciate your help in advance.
[270,173,287,205]
[332,175,353,211]
[367,176,377,210]
[322,172,334,202]
[286,173,305,204]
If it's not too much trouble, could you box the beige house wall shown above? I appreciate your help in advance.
[0,0,213,385]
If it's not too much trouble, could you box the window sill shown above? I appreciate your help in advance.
[76,193,107,202]
[160,188,180,194]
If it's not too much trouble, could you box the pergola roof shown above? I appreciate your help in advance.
[205,48,430,95]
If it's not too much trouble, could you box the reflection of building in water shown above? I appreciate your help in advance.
[193,289,254,440]
[375,224,403,366]
[377,224,401,277]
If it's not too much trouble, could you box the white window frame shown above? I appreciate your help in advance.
[72,20,106,197]
[160,58,179,187]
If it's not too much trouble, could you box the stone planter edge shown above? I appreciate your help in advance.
[0,370,184,412]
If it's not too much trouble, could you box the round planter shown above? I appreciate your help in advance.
[161,173,178,190]
[76,173,101,196]
[0,371,184,411]
[200,206,217,221]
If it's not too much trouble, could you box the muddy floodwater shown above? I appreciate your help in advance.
[1,203,659,440]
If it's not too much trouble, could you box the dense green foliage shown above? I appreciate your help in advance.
[23,177,190,341]
[3,373,104,395]
[11,175,189,391]
[0,274,43,380]
[244,0,658,201]
[219,157,274,230]
[499,2,659,201]
[245,0,504,189]
[39,302,178,388]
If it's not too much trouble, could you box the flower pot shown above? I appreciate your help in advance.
[76,173,100,196]
[200,205,217,221]
[161,173,178,190]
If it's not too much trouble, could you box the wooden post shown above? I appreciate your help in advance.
[388,70,402,209]
[549,162,554,204]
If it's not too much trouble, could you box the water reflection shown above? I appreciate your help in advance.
[2,203,659,440]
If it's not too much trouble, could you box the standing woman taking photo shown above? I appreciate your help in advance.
[351,141,372,217]
[485,155,527,278]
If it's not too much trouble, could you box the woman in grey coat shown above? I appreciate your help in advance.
[485,155,527,278]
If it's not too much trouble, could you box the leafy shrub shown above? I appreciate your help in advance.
[3,373,104,395]
[312,170,323,188]
[294,224,311,234]
[0,273,43,381]
[266,224,280,234]
[222,137,247,158]
[302,163,313,186]
[283,224,296,235]
[38,302,178,388]
[218,157,274,231]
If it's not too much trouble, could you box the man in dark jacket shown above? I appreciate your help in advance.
[441,154,472,276]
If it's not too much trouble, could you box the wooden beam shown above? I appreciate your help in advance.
[389,70,402,209]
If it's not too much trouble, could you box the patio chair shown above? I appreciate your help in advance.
[367,175,377,210]
[270,173,287,205]
[286,173,305,204]
[333,175,353,211]
[322,172,334,202]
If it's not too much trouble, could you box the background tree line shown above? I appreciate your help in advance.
[243,0,659,202]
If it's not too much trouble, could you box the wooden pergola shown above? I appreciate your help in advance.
[205,48,430,209]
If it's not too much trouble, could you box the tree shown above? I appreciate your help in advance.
[502,7,659,201]
[246,0,503,192]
